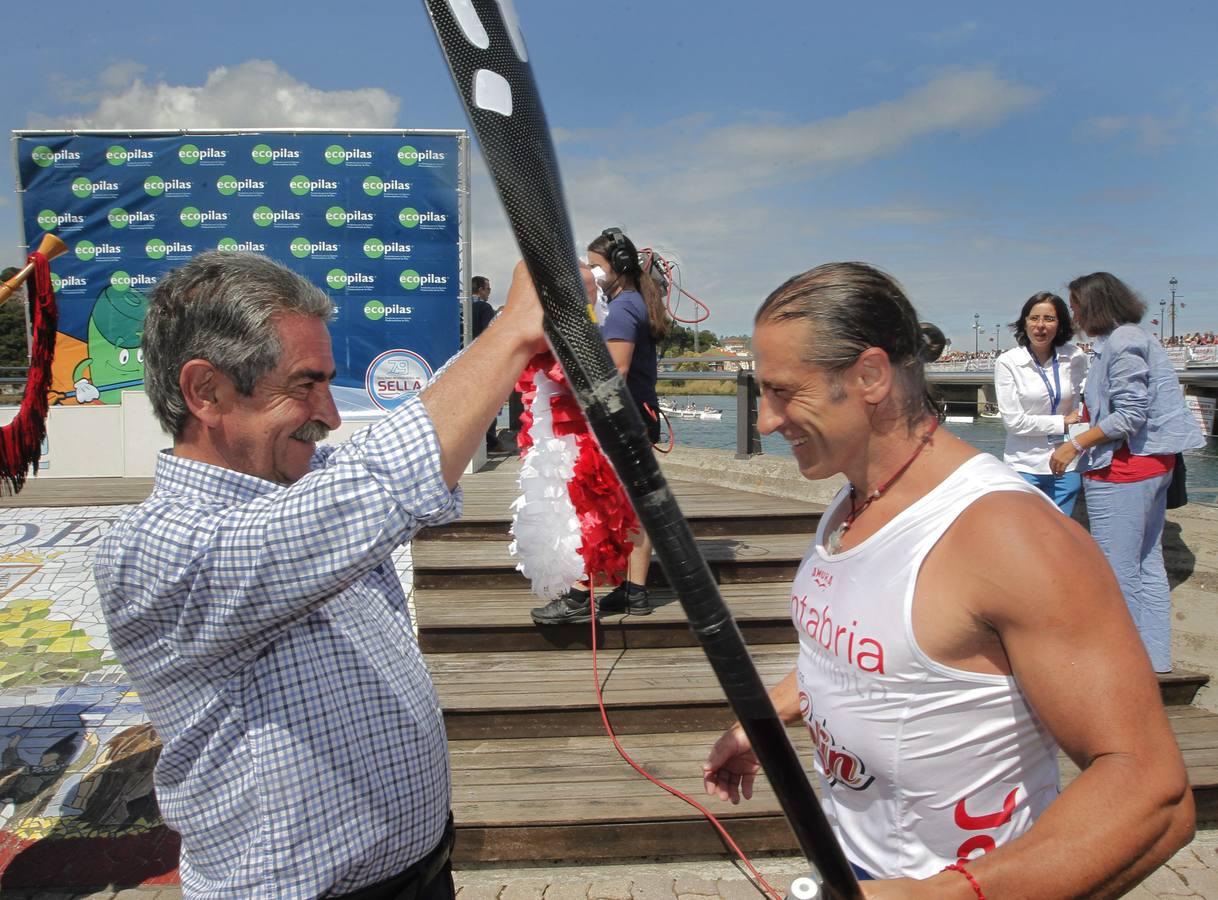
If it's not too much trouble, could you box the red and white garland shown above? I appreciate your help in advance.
[509,352,637,599]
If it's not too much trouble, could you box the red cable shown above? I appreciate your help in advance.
[587,583,784,900]
[641,248,710,325]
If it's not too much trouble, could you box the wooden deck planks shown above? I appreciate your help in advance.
[413,531,816,571]
[446,712,1218,859]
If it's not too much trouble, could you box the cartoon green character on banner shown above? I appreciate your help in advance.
[69,285,147,404]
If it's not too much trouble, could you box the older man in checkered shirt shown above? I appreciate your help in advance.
[94,252,545,899]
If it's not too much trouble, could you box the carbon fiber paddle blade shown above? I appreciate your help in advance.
[421,3,861,896]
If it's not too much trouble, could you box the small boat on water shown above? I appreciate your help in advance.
[945,415,974,425]
[658,399,723,421]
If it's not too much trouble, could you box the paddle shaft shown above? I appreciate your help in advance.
[419,3,861,897]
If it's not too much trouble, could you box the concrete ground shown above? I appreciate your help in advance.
[6,827,1216,899]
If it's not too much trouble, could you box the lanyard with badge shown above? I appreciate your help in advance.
[1031,349,1065,444]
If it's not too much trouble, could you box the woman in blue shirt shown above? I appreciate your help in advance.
[530,229,670,624]
[1049,272,1204,671]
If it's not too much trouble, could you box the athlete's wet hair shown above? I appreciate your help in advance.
[755,261,944,427]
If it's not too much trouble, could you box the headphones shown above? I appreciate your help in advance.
[601,227,637,276]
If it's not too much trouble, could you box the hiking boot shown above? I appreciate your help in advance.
[530,589,595,625]
[597,583,653,617]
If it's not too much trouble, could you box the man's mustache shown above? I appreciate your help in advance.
[291,421,331,443]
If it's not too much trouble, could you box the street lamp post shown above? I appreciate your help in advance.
[1169,277,1178,341]
[1159,299,1167,343]
[995,322,1002,353]
[973,313,980,355]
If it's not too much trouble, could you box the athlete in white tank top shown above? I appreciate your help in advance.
[704,264,1194,897]
[794,453,1060,878]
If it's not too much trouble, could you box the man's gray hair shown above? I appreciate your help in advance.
[144,251,333,438]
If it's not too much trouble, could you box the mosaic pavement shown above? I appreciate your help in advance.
[0,502,415,891]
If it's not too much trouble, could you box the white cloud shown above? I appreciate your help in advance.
[923,21,979,45]
[1075,114,1177,149]
[469,68,1045,334]
[41,60,399,130]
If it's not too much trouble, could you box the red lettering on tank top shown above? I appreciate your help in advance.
[799,691,875,792]
[953,788,1019,863]
[790,598,886,674]
[954,788,1018,830]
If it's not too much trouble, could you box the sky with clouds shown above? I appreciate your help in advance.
[4,0,1216,348]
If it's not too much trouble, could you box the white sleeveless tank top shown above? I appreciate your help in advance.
[792,453,1061,879]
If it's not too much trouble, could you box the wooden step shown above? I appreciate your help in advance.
[448,706,1218,863]
[420,466,824,541]
[433,645,794,740]
[412,531,815,589]
[419,508,823,541]
[431,644,1210,741]
[415,582,798,652]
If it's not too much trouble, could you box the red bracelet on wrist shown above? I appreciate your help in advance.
[942,862,986,899]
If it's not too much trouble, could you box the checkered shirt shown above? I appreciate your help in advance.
[94,400,461,899]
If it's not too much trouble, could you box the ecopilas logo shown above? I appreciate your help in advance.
[251,143,301,165]
[217,237,267,253]
[145,238,195,260]
[75,240,123,261]
[362,176,413,197]
[398,207,448,229]
[105,144,154,166]
[289,175,338,197]
[323,143,373,166]
[397,145,447,167]
[50,273,87,293]
[216,175,266,196]
[109,208,157,229]
[362,238,413,259]
[31,145,81,168]
[289,237,339,259]
[144,175,193,197]
[178,143,227,165]
[252,206,302,227]
[36,209,84,232]
[110,271,159,291]
[71,177,119,198]
[363,301,416,321]
[325,206,374,228]
[326,269,375,291]
[180,206,229,228]
[399,269,448,291]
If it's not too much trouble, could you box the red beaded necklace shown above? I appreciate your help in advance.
[826,417,940,554]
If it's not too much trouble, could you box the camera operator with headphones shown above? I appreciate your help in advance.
[531,228,670,624]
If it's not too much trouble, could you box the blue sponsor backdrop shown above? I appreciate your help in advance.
[13,131,464,413]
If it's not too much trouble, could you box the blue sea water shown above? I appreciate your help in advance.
[657,394,1218,505]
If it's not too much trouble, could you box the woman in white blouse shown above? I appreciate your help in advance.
[994,291,1089,514]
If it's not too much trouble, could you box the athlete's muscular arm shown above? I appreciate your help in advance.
[874,492,1194,900]
[702,668,800,804]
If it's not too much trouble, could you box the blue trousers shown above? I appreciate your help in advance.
[1084,472,1173,671]
[1019,471,1082,516]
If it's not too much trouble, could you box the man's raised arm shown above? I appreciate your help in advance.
[421,261,547,487]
